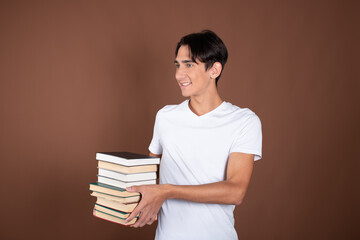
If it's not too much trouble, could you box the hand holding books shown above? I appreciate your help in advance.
[89,152,160,226]
[125,184,169,227]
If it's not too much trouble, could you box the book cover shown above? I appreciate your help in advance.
[90,191,140,204]
[93,208,137,226]
[89,182,140,197]
[95,197,138,212]
[98,160,157,174]
[96,152,160,166]
[94,203,133,218]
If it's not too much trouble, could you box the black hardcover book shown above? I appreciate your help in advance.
[96,152,160,166]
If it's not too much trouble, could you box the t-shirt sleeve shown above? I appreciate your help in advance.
[230,113,263,161]
[148,110,163,155]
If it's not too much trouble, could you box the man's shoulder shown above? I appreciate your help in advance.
[223,102,259,121]
[156,100,188,116]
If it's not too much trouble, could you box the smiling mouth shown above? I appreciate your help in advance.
[180,82,192,87]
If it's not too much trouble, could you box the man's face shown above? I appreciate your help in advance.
[174,45,212,97]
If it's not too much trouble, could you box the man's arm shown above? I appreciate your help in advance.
[126,152,254,227]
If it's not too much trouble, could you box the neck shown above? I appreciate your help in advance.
[188,90,223,116]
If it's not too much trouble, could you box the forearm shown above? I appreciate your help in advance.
[159,153,254,206]
[126,153,254,227]
[162,180,248,205]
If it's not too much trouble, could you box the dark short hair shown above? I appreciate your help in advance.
[175,30,228,85]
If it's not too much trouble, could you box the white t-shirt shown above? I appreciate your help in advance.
[149,100,262,240]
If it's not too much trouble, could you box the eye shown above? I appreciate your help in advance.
[186,63,193,68]
[174,63,180,68]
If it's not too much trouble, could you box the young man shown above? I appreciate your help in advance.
[126,30,262,240]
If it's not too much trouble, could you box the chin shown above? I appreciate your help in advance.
[181,91,192,97]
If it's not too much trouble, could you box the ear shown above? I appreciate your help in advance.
[209,62,222,79]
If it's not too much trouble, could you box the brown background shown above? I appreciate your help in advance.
[0,0,359,239]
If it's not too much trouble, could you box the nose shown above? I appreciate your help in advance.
[175,66,186,81]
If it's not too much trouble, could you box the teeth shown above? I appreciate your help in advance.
[181,82,191,86]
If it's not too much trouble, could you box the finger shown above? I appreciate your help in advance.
[133,208,157,228]
[143,214,156,226]
[137,216,149,228]
[126,202,143,223]
[126,186,139,193]
[132,210,148,228]
[147,218,155,225]
[136,212,157,227]
[130,215,141,228]
[129,210,143,228]
[126,209,138,223]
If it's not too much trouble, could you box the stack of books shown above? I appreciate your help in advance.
[89,152,160,225]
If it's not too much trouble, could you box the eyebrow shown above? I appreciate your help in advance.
[174,60,197,64]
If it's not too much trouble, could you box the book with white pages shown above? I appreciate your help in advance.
[98,160,157,174]
[98,168,156,182]
[90,191,140,204]
[98,175,156,189]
